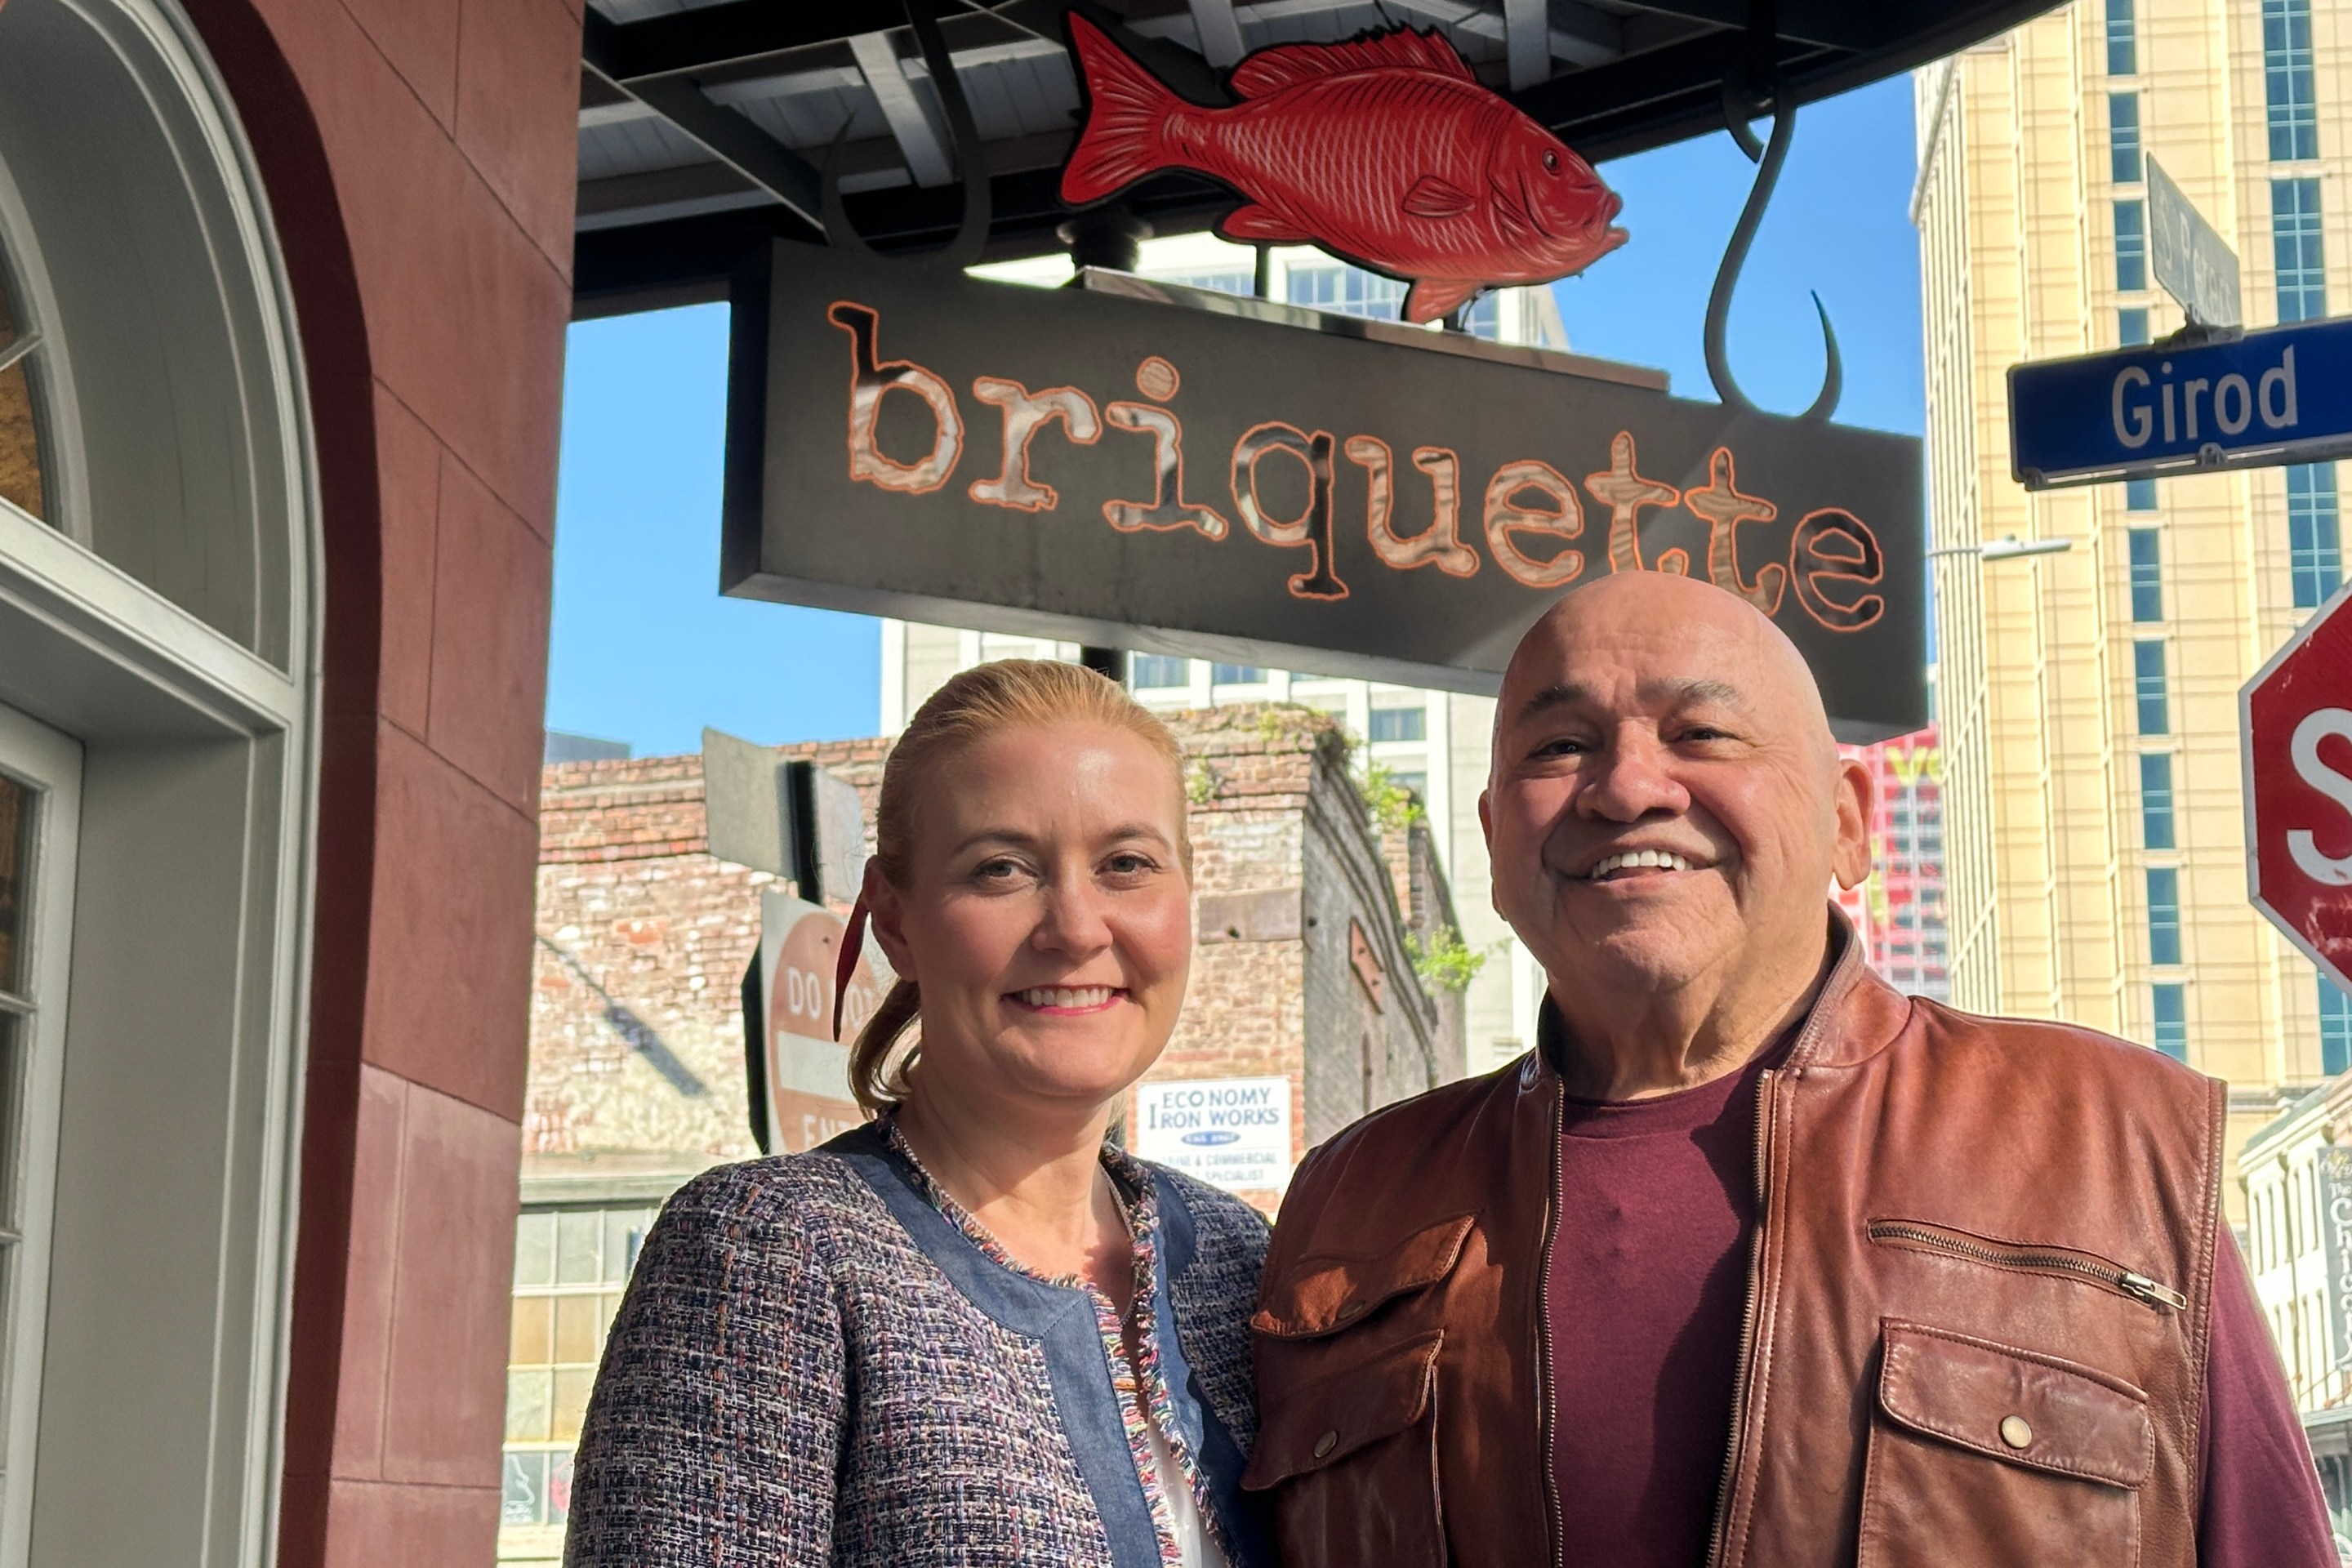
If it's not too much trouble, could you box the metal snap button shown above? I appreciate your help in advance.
[1312,1430,1339,1459]
[1999,1415,2034,1450]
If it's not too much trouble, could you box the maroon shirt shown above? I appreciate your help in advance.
[1544,1027,2339,1566]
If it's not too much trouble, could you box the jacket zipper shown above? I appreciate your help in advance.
[1865,1220,2188,1311]
[1702,1067,1778,1568]
[1539,1070,1566,1568]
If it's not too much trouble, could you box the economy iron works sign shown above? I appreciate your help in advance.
[724,241,1927,741]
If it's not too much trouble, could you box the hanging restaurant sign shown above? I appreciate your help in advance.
[721,240,1928,742]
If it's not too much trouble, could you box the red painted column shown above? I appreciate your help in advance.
[181,1,581,1561]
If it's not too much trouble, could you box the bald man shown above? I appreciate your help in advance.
[1241,575,2334,1567]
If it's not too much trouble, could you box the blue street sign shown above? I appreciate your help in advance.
[2007,317,2352,490]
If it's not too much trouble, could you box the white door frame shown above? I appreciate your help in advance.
[0,703,76,1568]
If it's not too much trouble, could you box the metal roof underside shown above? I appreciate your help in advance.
[574,0,2059,314]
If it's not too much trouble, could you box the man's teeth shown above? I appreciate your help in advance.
[1018,986,1117,1009]
[1588,850,1694,879]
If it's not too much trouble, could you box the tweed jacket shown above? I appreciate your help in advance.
[565,1120,1274,1568]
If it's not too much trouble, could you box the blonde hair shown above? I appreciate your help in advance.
[849,659,1191,1113]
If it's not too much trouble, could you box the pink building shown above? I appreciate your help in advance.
[1835,724,1950,1001]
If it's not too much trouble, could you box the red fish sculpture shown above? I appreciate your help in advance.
[1060,15,1627,324]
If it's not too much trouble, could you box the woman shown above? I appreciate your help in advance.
[567,661,1272,1568]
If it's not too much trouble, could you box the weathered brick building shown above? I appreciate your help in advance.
[522,708,1466,1187]
[502,706,1468,1557]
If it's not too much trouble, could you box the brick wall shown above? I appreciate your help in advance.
[181,0,587,1561]
[523,709,1466,1210]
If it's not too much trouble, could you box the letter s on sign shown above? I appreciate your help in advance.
[2288,707,2352,886]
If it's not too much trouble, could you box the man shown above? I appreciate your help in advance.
[1242,573,2335,1566]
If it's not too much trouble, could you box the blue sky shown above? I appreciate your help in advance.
[543,75,1925,757]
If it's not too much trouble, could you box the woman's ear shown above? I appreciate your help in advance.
[862,860,916,986]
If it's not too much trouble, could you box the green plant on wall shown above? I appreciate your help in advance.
[1186,759,1218,805]
[1356,761,1425,832]
[1405,924,1490,995]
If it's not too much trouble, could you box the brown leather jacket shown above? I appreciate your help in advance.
[1241,924,2224,1567]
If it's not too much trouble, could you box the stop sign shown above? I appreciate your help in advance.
[2243,582,2352,994]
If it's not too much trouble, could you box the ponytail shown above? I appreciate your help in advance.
[848,978,921,1114]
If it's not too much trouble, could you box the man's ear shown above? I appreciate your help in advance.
[1830,756,1874,891]
[862,861,916,986]
[1477,785,1514,921]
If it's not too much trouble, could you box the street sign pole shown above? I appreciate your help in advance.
[1998,158,2348,493]
[2243,580,2352,1001]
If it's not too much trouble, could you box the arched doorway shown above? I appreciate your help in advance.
[0,0,317,1561]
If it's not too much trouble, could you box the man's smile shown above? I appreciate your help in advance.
[1566,843,1722,884]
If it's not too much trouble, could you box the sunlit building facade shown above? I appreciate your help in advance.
[1913,0,2351,1192]
[1835,724,1953,1001]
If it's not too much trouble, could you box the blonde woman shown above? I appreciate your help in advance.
[567,662,1271,1568]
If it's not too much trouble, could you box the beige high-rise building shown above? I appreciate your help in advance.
[1913,0,2350,1197]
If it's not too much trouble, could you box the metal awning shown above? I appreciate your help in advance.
[574,0,2058,315]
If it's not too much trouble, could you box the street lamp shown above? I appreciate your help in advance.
[1927,535,2074,561]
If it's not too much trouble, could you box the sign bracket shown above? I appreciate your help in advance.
[1703,70,1841,421]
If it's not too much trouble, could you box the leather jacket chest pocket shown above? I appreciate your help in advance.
[1860,1321,2153,1568]
[1241,1214,1473,1568]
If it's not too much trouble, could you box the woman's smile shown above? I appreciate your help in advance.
[1008,984,1129,1015]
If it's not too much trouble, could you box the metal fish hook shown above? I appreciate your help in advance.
[822,0,993,269]
[1704,79,1842,421]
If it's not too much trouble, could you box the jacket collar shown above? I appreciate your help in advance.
[1525,906,1913,1089]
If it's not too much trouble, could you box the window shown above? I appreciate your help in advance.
[1460,292,1500,340]
[2152,982,2187,1060]
[2146,866,2181,965]
[2288,462,2342,610]
[2140,752,2175,849]
[2114,200,2147,292]
[2118,307,2150,346]
[1160,270,1253,296]
[2128,528,2163,620]
[2274,179,2326,322]
[1369,704,1426,742]
[2134,640,2169,734]
[2125,474,2158,511]
[2323,977,2352,1076]
[1287,264,1409,321]
[0,774,23,998]
[2106,0,2136,74]
[504,1204,657,1540]
[1210,663,1266,684]
[2265,0,2319,162]
[2109,93,2142,183]
[0,250,49,523]
[1131,654,1190,688]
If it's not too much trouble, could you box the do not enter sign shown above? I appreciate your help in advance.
[2243,584,2352,994]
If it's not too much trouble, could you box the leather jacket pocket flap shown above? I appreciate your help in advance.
[1251,1214,1474,1339]
[1878,1321,2153,1489]
[1242,1329,1443,1490]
